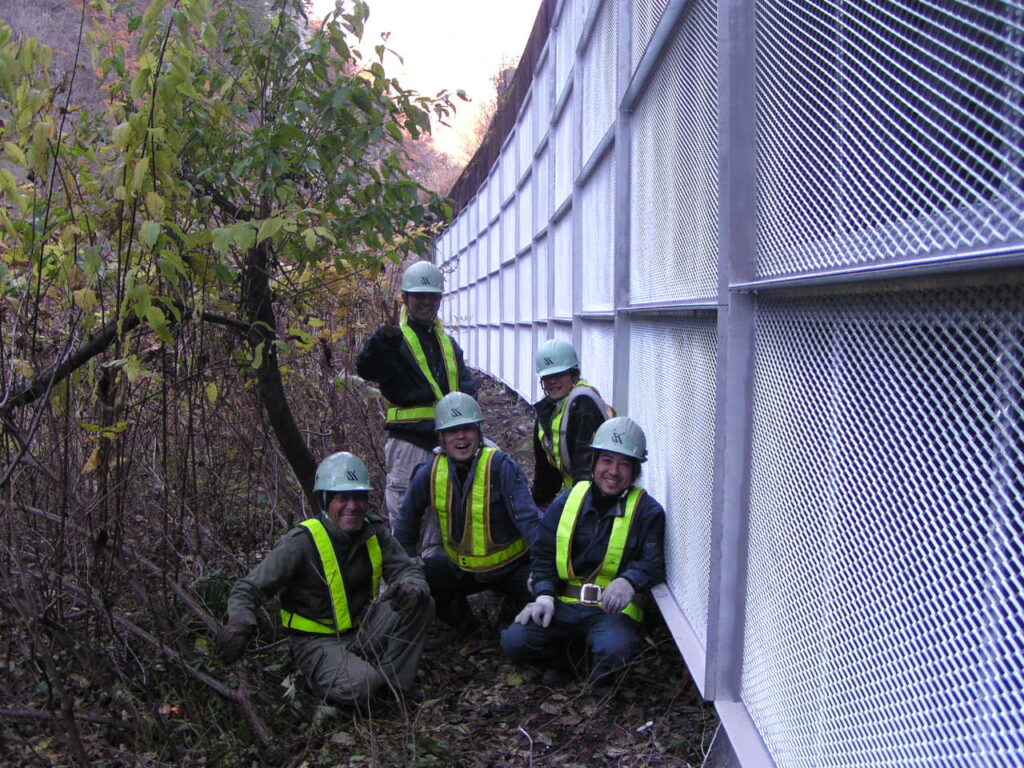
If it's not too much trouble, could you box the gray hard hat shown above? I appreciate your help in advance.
[313,451,373,493]
[535,339,580,377]
[434,391,483,431]
[402,261,444,294]
[591,417,648,463]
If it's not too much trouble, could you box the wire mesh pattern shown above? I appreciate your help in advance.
[581,0,618,166]
[755,0,1024,277]
[629,317,717,652]
[535,148,551,235]
[580,152,617,311]
[552,214,573,319]
[553,108,575,207]
[580,319,616,405]
[630,0,719,303]
[631,0,670,69]
[744,283,1024,767]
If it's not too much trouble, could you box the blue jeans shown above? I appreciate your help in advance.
[500,599,642,683]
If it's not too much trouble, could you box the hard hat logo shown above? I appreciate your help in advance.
[612,432,623,444]
[346,470,359,481]
[421,277,431,284]
[543,357,554,366]
[450,408,463,417]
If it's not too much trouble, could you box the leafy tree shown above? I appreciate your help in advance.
[0,0,453,498]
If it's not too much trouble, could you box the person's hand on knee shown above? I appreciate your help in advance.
[600,578,635,614]
[514,595,554,627]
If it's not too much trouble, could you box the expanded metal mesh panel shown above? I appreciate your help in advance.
[536,235,551,320]
[628,316,717,651]
[490,219,502,272]
[535,59,553,142]
[580,152,616,312]
[755,0,1024,277]
[556,0,583,98]
[631,0,670,71]
[536,148,552,234]
[630,0,719,303]
[519,179,534,252]
[501,142,517,201]
[579,319,615,405]
[474,278,487,327]
[519,100,535,178]
[552,214,574,319]
[488,272,501,324]
[502,201,517,263]
[554,109,575,208]
[580,0,618,165]
[488,172,501,222]
[501,318,516,387]
[517,247,534,322]
[501,263,516,325]
[518,325,537,398]
[744,284,1024,767]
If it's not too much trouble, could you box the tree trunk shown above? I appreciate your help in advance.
[242,240,317,504]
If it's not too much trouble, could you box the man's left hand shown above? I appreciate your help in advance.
[383,580,429,612]
[600,578,635,614]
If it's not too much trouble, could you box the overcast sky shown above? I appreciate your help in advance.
[310,0,544,161]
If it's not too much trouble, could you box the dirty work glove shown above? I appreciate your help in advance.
[515,595,555,627]
[384,580,429,612]
[600,578,635,615]
[215,620,254,664]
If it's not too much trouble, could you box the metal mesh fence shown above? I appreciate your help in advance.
[436,2,1024,765]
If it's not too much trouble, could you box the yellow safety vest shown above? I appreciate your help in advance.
[431,446,528,572]
[386,306,460,424]
[280,519,382,634]
[536,381,610,490]
[555,481,645,621]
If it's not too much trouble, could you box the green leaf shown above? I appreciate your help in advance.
[141,220,161,247]
[256,217,283,245]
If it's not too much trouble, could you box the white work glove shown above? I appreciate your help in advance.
[600,577,635,614]
[514,595,555,627]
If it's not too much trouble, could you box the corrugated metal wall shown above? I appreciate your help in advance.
[435,1,1024,765]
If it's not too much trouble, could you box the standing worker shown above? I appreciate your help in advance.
[394,392,539,626]
[532,339,612,509]
[215,452,433,706]
[356,260,477,533]
[500,417,666,687]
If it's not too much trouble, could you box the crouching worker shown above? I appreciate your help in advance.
[500,417,665,687]
[215,452,433,706]
[394,391,539,626]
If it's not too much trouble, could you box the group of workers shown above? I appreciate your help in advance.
[216,261,667,707]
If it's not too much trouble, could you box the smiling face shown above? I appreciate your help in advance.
[439,424,481,463]
[592,451,635,496]
[540,371,575,401]
[327,491,369,534]
[404,291,442,325]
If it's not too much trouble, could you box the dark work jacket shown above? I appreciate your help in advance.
[532,393,607,507]
[227,514,425,634]
[395,450,540,582]
[356,321,477,451]
[531,484,666,599]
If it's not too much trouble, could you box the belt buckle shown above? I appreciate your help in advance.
[579,583,602,606]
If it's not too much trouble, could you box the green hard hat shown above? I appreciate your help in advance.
[313,451,373,493]
[591,417,648,463]
[401,260,444,294]
[535,339,580,377]
[434,391,483,431]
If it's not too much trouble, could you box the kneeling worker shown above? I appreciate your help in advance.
[216,452,433,705]
[501,417,665,686]
[395,392,539,625]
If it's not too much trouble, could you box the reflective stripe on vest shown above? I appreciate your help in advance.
[554,481,645,621]
[537,382,609,490]
[279,519,382,634]
[431,446,527,572]
[385,306,459,425]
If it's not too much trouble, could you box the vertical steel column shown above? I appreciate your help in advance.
[569,1,584,353]
[612,0,633,414]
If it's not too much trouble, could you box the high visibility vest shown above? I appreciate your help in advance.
[537,382,611,489]
[386,306,460,424]
[555,481,645,621]
[280,519,382,634]
[431,446,528,572]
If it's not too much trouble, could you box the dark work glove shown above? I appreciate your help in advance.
[383,580,429,613]
[215,620,254,664]
[380,325,403,344]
